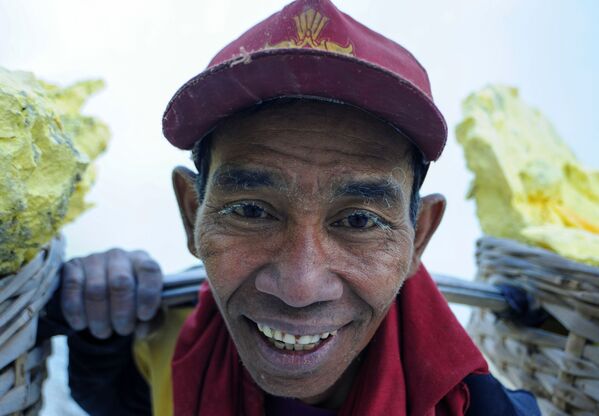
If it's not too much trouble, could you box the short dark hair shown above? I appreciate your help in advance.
[191,102,427,225]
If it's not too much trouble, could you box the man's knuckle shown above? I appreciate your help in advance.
[62,262,83,279]
[107,247,126,256]
[85,283,107,301]
[137,259,161,274]
[62,274,83,290]
[109,274,135,293]
[85,253,105,264]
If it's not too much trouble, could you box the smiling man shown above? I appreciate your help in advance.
[170,100,440,413]
[58,0,540,415]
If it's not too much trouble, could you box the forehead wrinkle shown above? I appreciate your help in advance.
[221,141,348,169]
[242,122,415,157]
[227,140,406,171]
[214,99,415,158]
[247,127,401,145]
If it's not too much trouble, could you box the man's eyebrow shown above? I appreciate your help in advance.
[211,166,282,191]
[332,180,404,207]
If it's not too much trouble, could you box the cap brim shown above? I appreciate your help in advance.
[163,48,447,162]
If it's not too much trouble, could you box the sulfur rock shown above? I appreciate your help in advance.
[0,67,109,276]
[456,85,599,266]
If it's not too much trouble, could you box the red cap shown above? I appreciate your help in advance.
[163,0,447,162]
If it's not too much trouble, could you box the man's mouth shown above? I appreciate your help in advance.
[256,322,338,352]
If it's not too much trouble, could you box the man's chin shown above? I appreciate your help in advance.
[247,348,362,409]
[249,366,346,406]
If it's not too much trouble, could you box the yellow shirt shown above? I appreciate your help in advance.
[133,307,193,416]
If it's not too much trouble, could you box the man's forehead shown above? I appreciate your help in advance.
[201,100,417,199]
[211,99,414,157]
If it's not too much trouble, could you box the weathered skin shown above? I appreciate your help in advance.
[61,249,163,338]
[175,101,446,407]
[60,100,446,410]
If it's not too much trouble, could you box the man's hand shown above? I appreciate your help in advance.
[60,249,163,339]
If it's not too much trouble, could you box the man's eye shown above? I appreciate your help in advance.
[220,202,271,219]
[346,213,373,228]
[234,204,267,218]
[332,211,383,230]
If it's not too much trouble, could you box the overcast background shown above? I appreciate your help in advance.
[1,0,598,414]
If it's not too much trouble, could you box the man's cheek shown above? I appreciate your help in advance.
[195,217,245,260]
[197,230,273,295]
[341,245,412,310]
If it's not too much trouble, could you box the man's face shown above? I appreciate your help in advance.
[194,101,417,402]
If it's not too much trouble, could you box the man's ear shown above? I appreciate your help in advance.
[409,193,446,275]
[172,166,200,257]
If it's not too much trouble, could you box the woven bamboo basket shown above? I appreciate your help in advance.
[467,236,599,416]
[0,237,64,416]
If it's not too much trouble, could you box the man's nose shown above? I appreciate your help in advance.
[255,226,343,308]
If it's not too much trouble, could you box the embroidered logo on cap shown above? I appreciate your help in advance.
[266,8,354,55]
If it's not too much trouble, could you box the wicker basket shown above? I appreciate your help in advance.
[468,236,599,416]
[0,237,64,416]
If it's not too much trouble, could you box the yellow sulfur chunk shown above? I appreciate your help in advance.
[0,67,109,276]
[456,85,599,266]
[522,225,599,266]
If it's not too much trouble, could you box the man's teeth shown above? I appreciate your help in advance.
[257,323,337,351]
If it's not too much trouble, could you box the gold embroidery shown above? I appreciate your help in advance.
[266,8,354,55]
